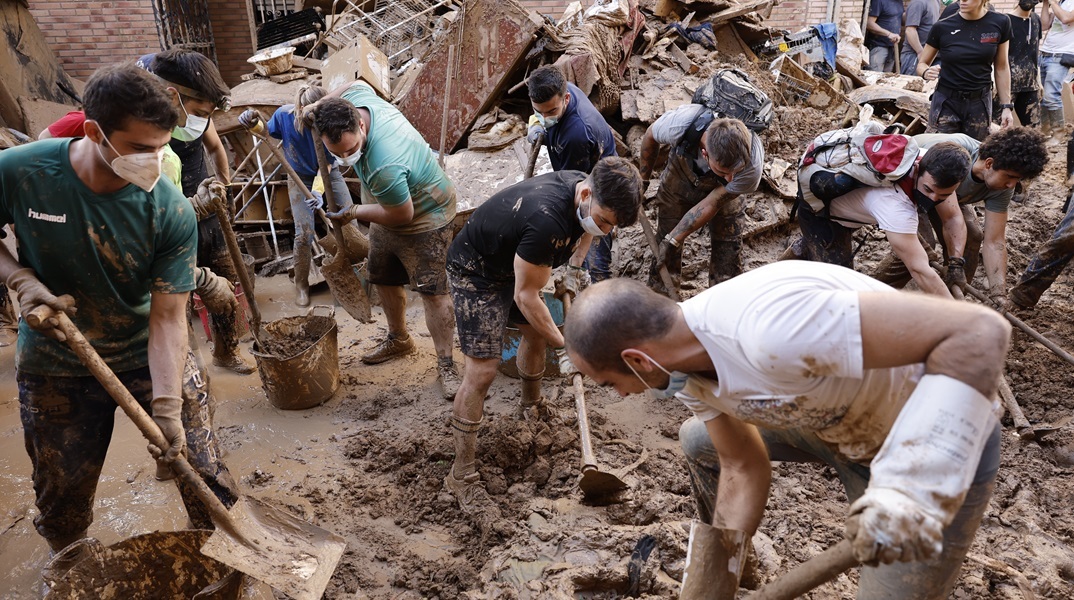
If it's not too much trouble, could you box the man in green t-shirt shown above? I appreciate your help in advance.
[310,82,460,400]
[0,64,234,574]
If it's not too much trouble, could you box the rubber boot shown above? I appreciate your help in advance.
[42,529,91,588]
[1046,109,1065,146]
[517,368,544,419]
[293,240,312,308]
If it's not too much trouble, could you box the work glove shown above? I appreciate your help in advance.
[148,395,186,477]
[657,238,677,268]
[844,375,996,565]
[190,178,226,221]
[527,124,545,145]
[194,267,238,316]
[564,266,588,299]
[325,205,358,225]
[555,347,579,378]
[238,109,264,133]
[305,190,325,212]
[944,256,967,291]
[846,488,945,564]
[6,268,76,342]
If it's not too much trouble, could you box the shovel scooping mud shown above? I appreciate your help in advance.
[27,306,346,600]
[239,111,373,323]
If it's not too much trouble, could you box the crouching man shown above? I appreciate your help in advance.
[444,157,643,512]
[564,261,1009,598]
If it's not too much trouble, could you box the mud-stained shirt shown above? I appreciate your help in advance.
[673,261,924,463]
[447,171,586,288]
[340,82,456,235]
[1008,12,1041,93]
[913,133,1013,213]
[0,138,197,376]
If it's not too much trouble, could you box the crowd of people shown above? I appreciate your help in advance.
[1,3,1073,592]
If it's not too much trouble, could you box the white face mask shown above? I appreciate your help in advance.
[172,97,210,142]
[623,350,690,400]
[577,198,607,237]
[332,147,362,167]
[536,113,559,128]
[97,132,164,192]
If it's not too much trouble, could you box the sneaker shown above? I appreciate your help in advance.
[444,469,496,515]
[1009,287,1037,310]
[213,353,256,375]
[0,327,15,348]
[438,357,461,400]
[361,333,416,365]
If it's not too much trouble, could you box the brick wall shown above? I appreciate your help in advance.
[206,0,257,87]
[28,0,161,79]
[769,1,1023,33]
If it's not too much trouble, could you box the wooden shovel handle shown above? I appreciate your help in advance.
[26,306,242,538]
[561,295,598,471]
[637,211,681,301]
[747,539,858,600]
[212,197,261,340]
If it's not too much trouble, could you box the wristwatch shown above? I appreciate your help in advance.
[1000,103,1015,110]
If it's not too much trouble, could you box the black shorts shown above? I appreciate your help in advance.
[448,271,528,359]
[367,224,450,295]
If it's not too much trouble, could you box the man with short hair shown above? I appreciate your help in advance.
[878,128,1049,305]
[527,65,617,283]
[865,0,903,73]
[564,262,1010,598]
[312,82,461,400]
[901,0,941,76]
[0,64,237,576]
[638,113,764,294]
[444,157,643,511]
[787,139,972,298]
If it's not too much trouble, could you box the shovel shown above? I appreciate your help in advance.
[212,197,265,347]
[746,539,858,600]
[637,211,682,301]
[240,113,373,323]
[28,306,347,600]
[561,295,629,501]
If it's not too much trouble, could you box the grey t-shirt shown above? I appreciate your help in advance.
[913,133,1013,213]
[650,104,764,196]
[902,0,939,59]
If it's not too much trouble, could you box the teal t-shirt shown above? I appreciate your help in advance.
[0,138,197,376]
[341,82,456,234]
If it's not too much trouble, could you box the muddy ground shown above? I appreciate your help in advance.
[3,123,1074,598]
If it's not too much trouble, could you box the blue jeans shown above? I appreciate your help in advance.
[1040,54,1070,111]
[583,235,614,282]
[680,416,1000,599]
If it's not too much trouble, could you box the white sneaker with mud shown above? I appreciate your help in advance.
[438,358,461,400]
[361,334,416,365]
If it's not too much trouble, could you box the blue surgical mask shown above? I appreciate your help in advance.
[577,198,607,237]
[624,351,690,399]
[172,97,210,142]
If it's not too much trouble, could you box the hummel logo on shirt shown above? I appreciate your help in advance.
[27,208,66,223]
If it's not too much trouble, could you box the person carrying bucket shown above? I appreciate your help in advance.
[0,64,238,586]
[441,156,642,514]
[307,81,461,400]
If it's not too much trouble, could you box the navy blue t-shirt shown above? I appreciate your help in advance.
[266,104,327,178]
[545,83,616,173]
[866,0,904,49]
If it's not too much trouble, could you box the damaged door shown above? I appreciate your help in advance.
[151,0,217,62]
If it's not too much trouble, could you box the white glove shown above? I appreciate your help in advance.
[555,347,578,378]
[845,375,996,564]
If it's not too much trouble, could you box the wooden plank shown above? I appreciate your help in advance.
[290,56,323,72]
[837,57,869,88]
[395,0,543,153]
[703,0,775,27]
[669,44,699,75]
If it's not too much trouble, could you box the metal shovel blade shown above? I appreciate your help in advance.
[579,466,629,499]
[200,496,347,600]
[319,249,373,323]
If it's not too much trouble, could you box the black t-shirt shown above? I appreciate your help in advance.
[1008,12,1041,92]
[169,137,208,197]
[927,12,1012,91]
[447,171,586,288]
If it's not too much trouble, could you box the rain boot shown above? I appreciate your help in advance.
[293,240,312,308]
[517,368,544,419]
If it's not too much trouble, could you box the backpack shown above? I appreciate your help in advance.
[798,120,919,214]
[692,68,773,133]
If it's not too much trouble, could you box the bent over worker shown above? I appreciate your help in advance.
[638,112,764,294]
[444,157,643,512]
[564,261,1009,598]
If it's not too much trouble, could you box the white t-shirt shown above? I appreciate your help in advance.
[829,185,919,233]
[675,261,924,462]
[1041,0,1074,54]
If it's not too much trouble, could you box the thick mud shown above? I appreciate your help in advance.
[3,138,1074,599]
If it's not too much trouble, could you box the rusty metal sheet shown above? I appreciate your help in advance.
[395,0,543,154]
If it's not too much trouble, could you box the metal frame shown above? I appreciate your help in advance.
[324,0,457,68]
[150,0,217,61]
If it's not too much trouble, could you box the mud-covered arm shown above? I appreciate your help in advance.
[666,187,734,246]
[637,126,662,181]
[568,233,594,269]
[886,231,952,298]
[934,195,966,260]
[513,255,564,348]
[148,291,189,399]
[705,415,771,534]
[981,209,1009,302]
